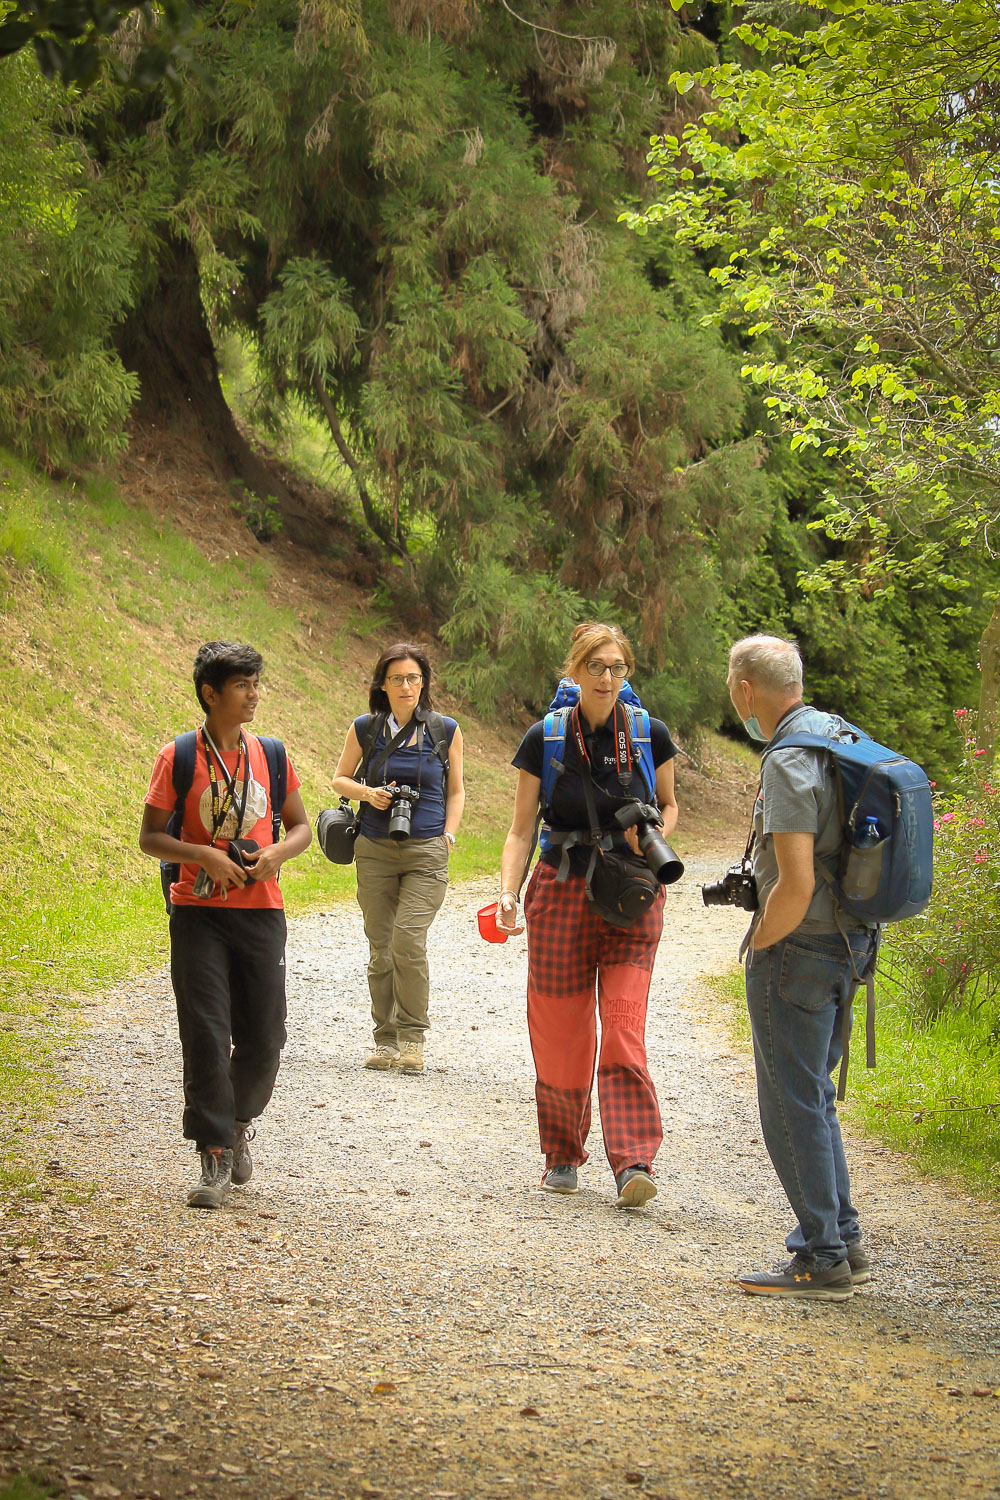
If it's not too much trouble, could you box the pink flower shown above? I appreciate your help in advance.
[974,853,988,864]
[974,749,987,757]
[933,819,942,831]
[939,813,956,824]
[955,708,969,718]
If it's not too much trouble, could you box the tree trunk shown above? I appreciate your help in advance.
[115,234,291,508]
[978,595,1000,765]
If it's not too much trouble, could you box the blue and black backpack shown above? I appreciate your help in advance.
[538,677,656,858]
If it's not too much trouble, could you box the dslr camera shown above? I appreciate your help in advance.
[701,858,759,911]
[614,802,684,885]
[388,785,420,841]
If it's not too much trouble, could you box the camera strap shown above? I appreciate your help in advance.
[202,728,250,841]
[569,702,636,793]
[365,715,421,787]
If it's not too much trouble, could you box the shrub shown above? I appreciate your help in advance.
[882,710,1000,1032]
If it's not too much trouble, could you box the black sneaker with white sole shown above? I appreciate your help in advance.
[846,1241,872,1284]
[735,1253,853,1301]
[541,1164,579,1194]
[187,1147,233,1209]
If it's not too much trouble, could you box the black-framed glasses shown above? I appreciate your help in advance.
[584,659,628,679]
[385,672,424,687]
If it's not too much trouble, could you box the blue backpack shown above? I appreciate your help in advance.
[538,678,655,857]
[761,721,933,927]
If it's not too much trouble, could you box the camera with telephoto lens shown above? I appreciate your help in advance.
[701,859,759,911]
[388,785,420,841]
[614,801,685,886]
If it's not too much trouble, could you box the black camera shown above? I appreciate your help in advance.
[388,785,420,841]
[702,859,759,911]
[614,802,685,886]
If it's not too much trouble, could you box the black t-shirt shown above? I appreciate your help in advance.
[512,712,678,873]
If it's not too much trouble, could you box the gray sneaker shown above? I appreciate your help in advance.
[187,1148,233,1210]
[846,1242,872,1284]
[542,1164,579,1194]
[232,1122,255,1185]
[736,1254,853,1301]
[615,1165,657,1209]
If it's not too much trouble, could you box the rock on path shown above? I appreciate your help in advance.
[2,859,999,1500]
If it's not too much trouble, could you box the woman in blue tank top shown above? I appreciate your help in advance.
[332,642,465,1074]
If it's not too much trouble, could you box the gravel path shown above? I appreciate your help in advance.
[2,859,1000,1500]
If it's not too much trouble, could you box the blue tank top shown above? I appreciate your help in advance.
[354,713,458,840]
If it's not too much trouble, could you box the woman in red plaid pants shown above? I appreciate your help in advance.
[497,623,678,1208]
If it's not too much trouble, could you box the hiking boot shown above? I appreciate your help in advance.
[365,1044,399,1071]
[187,1148,233,1210]
[392,1041,424,1074]
[735,1254,853,1302]
[615,1165,657,1209]
[231,1121,255,1185]
[541,1164,579,1194]
[846,1241,872,1284]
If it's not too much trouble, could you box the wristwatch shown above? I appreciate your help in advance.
[443,831,456,846]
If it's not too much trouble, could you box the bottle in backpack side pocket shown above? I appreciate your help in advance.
[842,815,885,903]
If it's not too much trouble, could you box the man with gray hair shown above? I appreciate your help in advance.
[727,635,878,1300]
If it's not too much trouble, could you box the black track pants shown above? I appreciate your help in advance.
[169,906,287,1149]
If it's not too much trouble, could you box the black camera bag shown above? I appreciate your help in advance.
[586,846,660,929]
[577,748,660,929]
[316,799,360,864]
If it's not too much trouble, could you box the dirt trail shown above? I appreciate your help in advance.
[2,860,999,1500]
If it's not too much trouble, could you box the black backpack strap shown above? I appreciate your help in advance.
[258,737,288,843]
[166,731,198,836]
[357,712,387,781]
[161,731,198,913]
[423,710,451,797]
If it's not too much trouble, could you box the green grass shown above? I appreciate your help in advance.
[703,965,1000,1199]
[0,1475,58,1500]
[0,448,516,1189]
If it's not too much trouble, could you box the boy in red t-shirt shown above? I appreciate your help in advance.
[140,641,312,1208]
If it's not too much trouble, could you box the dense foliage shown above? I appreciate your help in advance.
[0,0,990,760]
[630,0,1000,755]
[884,713,1000,1035]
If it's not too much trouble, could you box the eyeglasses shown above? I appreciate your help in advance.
[385,672,424,687]
[584,659,628,679]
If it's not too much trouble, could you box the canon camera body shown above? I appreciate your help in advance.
[701,858,759,911]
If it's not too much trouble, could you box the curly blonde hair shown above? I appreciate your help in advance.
[563,621,635,682]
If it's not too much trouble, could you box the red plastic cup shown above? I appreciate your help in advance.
[477,901,508,944]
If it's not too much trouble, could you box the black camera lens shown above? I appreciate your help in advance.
[701,863,758,911]
[388,785,419,842]
[637,826,684,885]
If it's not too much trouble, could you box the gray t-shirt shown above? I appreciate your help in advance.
[752,704,868,934]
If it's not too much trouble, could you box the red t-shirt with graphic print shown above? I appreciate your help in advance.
[145,731,301,910]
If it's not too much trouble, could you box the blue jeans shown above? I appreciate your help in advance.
[745,928,878,1266]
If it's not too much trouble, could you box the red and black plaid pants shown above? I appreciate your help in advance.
[523,860,664,1177]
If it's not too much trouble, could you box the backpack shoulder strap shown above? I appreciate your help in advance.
[357,713,386,780]
[167,731,199,836]
[257,736,288,843]
[541,707,571,811]
[622,704,655,799]
[423,711,451,789]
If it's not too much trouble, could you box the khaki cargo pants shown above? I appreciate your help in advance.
[354,834,450,1047]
